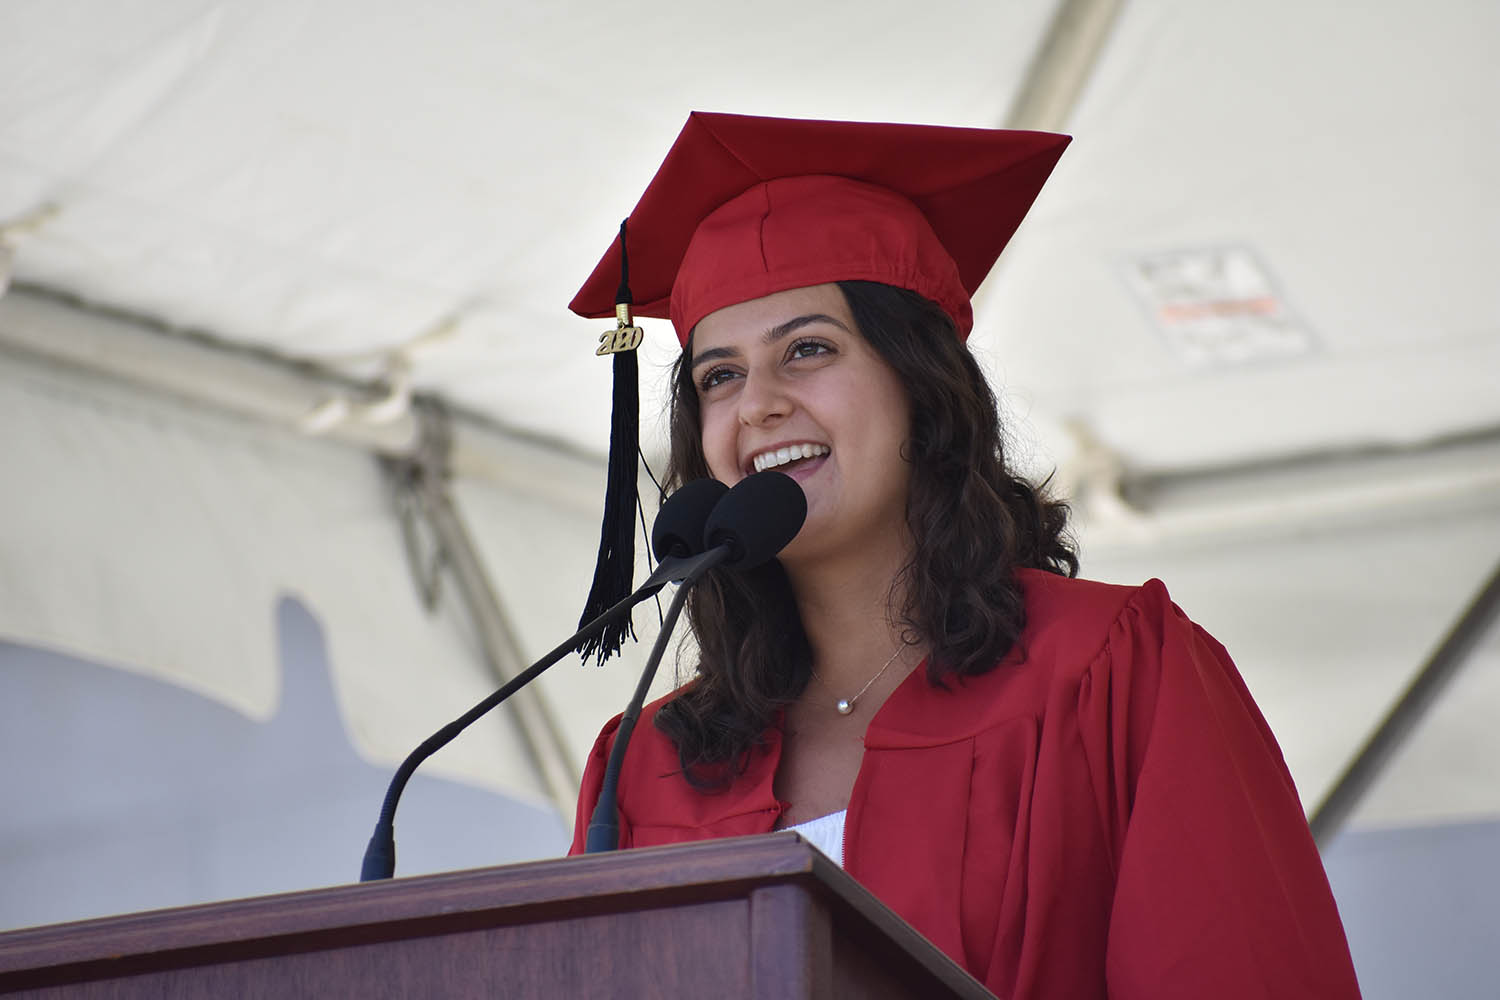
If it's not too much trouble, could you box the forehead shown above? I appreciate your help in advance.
[690,283,856,353]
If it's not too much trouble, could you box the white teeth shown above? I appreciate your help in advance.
[753,444,830,472]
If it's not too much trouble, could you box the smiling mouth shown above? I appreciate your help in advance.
[752,443,830,474]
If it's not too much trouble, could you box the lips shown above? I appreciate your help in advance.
[749,442,831,474]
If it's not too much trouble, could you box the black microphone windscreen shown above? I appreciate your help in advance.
[651,478,730,560]
[702,471,807,570]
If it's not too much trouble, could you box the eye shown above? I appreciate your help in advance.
[697,365,739,392]
[786,337,834,362]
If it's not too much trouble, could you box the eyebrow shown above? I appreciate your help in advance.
[689,313,851,370]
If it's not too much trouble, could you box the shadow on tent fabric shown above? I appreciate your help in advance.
[1321,818,1500,1000]
[0,595,568,931]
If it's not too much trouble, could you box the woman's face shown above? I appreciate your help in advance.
[689,283,912,567]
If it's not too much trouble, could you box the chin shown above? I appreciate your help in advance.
[775,530,811,566]
[773,514,847,570]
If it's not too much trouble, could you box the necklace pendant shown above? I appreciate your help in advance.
[835,698,854,715]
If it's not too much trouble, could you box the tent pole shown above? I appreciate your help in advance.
[1308,558,1500,847]
[1003,0,1124,131]
[392,402,582,820]
[1,288,586,817]
[968,0,1123,322]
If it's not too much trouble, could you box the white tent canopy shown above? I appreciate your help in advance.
[4,0,1495,468]
[2,0,1498,982]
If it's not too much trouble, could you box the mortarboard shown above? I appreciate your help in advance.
[571,111,1071,342]
[569,112,1070,664]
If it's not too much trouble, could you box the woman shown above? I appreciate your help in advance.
[567,112,1361,999]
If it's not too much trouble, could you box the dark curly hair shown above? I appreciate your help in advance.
[655,281,1077,787]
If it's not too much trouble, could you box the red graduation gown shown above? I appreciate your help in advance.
[570,571,1361,999]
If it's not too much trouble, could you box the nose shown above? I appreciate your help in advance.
[737,369,790,427]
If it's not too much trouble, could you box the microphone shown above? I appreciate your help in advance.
[583,471,806,853]
[651,477,729,559]
[702,469,806,570]
[359,477,735,882]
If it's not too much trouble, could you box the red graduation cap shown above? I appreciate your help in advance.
[570,111,1071,343]
[569,112,1070,665]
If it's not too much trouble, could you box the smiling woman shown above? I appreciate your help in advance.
[692,284,913,569]
[563,112,1361,1000]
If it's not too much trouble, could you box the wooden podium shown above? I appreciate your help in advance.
[0,834,995,998]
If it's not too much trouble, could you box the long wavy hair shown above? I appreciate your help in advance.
[655,281,1077,787]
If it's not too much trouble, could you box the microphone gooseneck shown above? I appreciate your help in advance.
[584,470,807,853]
[359,478,741,882]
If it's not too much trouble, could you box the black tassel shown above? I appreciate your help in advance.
[575,221,643,665]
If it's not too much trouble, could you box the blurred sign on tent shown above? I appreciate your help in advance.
[1124,246,1314,366]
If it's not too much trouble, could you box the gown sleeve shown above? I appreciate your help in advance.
[567,714,621,856]
[1079,580,1361,998]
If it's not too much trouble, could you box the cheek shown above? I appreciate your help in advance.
[873,376,913,457]
[698,409,740,483]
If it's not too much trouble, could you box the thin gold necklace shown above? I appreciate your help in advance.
[833,644,907,715]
